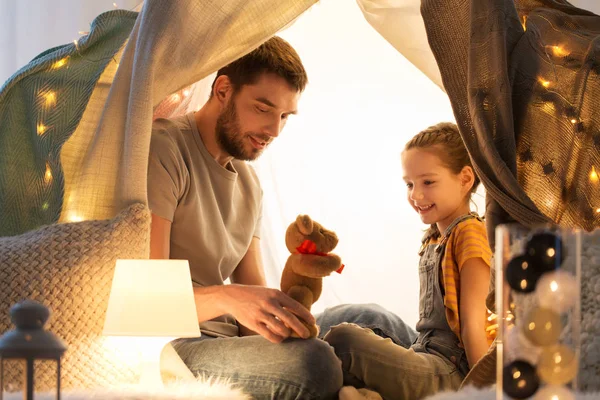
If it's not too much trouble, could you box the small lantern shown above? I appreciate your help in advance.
[0,300,66,400]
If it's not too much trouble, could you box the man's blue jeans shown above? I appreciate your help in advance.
[172,303,416,400]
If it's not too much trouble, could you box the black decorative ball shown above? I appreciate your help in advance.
[503,360,540,399]
[525,231,566,272]
[506,255,540,293]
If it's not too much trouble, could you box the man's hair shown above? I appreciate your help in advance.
[211,36,308,95]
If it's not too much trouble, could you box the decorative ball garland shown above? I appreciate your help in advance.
[503,229,577,399]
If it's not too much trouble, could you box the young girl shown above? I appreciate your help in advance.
[324,122,494,399]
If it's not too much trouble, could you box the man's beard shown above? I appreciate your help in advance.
[216,99,264,161]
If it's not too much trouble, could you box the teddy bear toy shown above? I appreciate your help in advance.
[280,214,344,338]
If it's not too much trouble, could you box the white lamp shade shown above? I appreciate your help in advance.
[103,259,200,338]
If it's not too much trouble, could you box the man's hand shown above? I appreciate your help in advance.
[221,284,315,343]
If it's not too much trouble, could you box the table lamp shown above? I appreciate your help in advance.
[103,259,200,387]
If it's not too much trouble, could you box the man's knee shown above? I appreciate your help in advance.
[282,338,343,397]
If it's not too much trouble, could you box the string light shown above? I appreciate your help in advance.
[170,93,181,103]
[551,45,568,57]
[539,78,551,88]
[183,89,191,97]
[596,208,600,213]
[590,166,598,183]
[67,213,83,222]
[37,123,48,135]
[522,15,527,31]
[44,163,53,183]
[42,91,56,107]
[113,2,118,8]
[42,202,49,211]
[52,58,68,69]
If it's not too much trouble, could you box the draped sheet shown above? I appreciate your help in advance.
[358,0,600,243]
[0,0,317,236]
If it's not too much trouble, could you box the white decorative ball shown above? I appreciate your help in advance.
[536,270,577,314]
[533,385,574,400]
[537,344,578,385]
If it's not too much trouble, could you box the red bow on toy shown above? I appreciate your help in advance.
[296,239,345,274]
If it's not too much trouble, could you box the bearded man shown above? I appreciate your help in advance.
[147,36,342,400]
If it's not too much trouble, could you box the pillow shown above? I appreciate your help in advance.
[0,203,150,390]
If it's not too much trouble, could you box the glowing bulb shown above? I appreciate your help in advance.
[68,213,83,222]
[522,15,528,31]
[37,123,47,135]
[170,93,181,103]
[52,58,68,69]
[73,39,79,50]
[540,79,551,88]
[113,2,118,8]
[590,166,598,183]
[42,91,56,107]
[520,279,528,290]
[596,208,600,213]
[183,89,191,97]
[551,46,569,57]
[44,163,52,183]
[550,280,558,292]
[513,370,522,379]
[42,202,49,211]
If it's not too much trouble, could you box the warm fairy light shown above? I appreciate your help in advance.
[590,166,599,183]
[522,15,527,31]
[44,163,52,183]
[113,2,118,8]
[42,202,49,211]
[42,91,56,107]
[37,123,47,135]
[52,58,68,69]
[547,248,555,258]
[596,208,600,213]
[183,89,191,97]
[551,45,568,57]
[170,93,181,102]
[73,39,79,50]
[67,213,84,222]
[78,31,89,35]
[539,78,551,88]
[550,280,559,292]
[553,352,562,363]
[570,118,578,124]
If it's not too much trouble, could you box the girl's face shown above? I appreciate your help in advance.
[401,148,473,234]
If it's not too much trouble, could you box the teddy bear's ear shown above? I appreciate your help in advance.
[296,215,313,235]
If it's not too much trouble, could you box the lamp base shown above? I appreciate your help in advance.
[136,337,175,389]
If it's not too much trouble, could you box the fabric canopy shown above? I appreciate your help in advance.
[1,0,598,244]
[0,0,316,236]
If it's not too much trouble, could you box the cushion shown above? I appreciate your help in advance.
[0,203,150,390]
